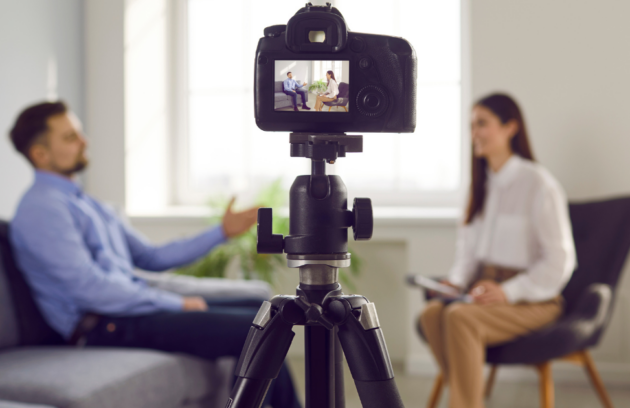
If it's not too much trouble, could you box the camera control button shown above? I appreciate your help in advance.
[350,37,366,53]
[359,57,373,70]
[356,85,389,117]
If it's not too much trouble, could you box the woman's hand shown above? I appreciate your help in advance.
[469,280,508,305]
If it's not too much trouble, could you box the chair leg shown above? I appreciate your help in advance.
[536,362,554,408]
[343,106,348,112]
[329,106,332,112]
[581,350,614,408]
[485,365,498,399]
[426,372,444,408]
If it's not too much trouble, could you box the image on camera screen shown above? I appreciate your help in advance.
[274,60,350,112]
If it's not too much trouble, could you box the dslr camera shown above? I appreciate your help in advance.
[254,2,417,133]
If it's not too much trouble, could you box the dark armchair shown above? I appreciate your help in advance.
[323,82,349,112]
[418,197,630,408]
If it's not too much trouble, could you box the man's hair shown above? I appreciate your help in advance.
[287,72,291,76]
[9,101,68,164]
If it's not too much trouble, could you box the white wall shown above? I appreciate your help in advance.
[0,0,84,219]
[471,0,630,202]
[275,60,310,83]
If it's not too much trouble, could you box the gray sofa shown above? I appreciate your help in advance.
[0,220,234,408]
[274,81,308,109]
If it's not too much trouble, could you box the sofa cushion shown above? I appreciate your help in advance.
[0,221,63,347]
[0,347,220,408]
[275,93,290,102]
[0,247,19,349]
[0,401,56,408]
[175,354,235,404]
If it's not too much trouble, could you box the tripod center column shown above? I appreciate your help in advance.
[299,264,339,285]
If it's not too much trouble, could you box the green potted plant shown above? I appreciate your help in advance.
[308,79,328,94]
[176,180,362,290]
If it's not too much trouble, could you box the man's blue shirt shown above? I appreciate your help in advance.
[283,78,303,92]
[10,171,227,339]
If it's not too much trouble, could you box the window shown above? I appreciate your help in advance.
[175,0,464,207]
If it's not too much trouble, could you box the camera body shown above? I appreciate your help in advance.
[254,4,417,133]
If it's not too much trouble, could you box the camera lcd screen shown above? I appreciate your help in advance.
[274,60,349,112]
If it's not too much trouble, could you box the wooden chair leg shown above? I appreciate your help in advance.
[343,106,348,112]
[329,106,332,111]
[427,372,444,408]
[536,362,554,408]
[581,350,614,408]
[485,365,498,399]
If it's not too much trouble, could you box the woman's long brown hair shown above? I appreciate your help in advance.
[465,93,535,224]
[327,70,336,85]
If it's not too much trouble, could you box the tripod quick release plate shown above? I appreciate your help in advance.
[290,133,362,164]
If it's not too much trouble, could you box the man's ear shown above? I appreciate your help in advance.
[29,143,49,168]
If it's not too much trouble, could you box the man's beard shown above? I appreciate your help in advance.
[58,151,89,176]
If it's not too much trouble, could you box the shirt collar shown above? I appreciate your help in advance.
[34,170,82,196]
[487,154,522,189]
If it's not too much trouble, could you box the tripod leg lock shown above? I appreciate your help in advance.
[336,296,405,408]
[336,296,395,382]
[234,296,297,380]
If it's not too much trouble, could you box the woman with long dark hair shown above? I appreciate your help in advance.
[417,93,576,408]
[314,70,339,112]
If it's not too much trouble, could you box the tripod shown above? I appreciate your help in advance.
[226,133,405,408]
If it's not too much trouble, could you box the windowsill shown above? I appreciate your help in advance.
[128,206,460,227]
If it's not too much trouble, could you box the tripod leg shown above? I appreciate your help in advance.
[334,331,345,408]
[336,299,405,408]
[227,299,297,408]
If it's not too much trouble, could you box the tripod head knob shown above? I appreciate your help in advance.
[352,198,373,240]
[257,208,284,254]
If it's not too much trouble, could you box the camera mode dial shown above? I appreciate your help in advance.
[356,85,389,117]
[352,198,373,240]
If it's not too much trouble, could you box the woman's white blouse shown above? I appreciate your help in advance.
[448,155,576,304]
[324,79,339,97]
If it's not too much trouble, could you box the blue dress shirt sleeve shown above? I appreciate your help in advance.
[11,198,184,316]
[121,222,227,271]
[283,79,291,92]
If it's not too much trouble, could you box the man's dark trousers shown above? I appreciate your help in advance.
[283,89,308,108]
[84,298,301,408]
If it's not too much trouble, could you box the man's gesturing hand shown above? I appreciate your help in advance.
[182,296,208,311]
[222,197,260,238]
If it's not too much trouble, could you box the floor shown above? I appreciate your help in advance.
[275,92,348,112]
[287,356,630,408]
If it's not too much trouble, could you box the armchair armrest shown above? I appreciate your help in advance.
[558,283,612,349]
[486,283,613,364]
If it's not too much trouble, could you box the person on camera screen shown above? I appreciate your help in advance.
[283,71,310,111]
[314,70,339,112]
